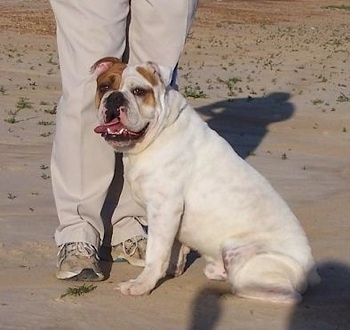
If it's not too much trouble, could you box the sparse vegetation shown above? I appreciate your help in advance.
[311,99,324,105]
[41,173,50,180]
[0,86,7,95]
[337,92,350,102]
[4,115,18,124]
[16,97,33,109]
[7,192,17,200]
[323,5,350,11]
[217,77,242,96]
[44,105,57,115]
[4,97,34,123]
[60,284,97,298]
[182,84,207,98]
[38,120,55,126]
[40,131,53,137]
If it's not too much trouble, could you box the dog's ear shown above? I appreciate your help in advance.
[145,61,173,88]
[90,57,123,76]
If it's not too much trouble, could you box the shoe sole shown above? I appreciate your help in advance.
[56,268,104,282]
[114,255,145,267]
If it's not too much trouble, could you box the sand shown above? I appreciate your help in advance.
[0,0,349,329]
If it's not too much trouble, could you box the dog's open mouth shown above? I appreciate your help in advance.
[94,118,148,142]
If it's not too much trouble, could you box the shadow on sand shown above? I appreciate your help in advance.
[196,92,294,158]
[188,261,350,330]
[189,287,227,330]
[289,261,350,330]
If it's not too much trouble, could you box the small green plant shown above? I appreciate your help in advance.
[337,92,350,102]
[226,77,241,95]
[41,173,51,180]
[48,56,58,65]
[317,74,328,83]
[311,99,324,105]
[218,77,242,96]
[38,120,55,126]
[0,86,7,95]
[44,105,57,115]
[16,97,33,109]
[40,131,53,137]
[323,5,350,11]
[5,97,34,124]
[182,84,207,98]
[60,284,97,298]
[4,116,18,124]
[7,193,17,200]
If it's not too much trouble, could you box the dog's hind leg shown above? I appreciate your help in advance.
[222,238,305,304]
[203,260,227,281]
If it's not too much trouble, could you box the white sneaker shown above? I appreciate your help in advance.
[56,242,104,281]
[112,236,190,277]
[112,236,147,267]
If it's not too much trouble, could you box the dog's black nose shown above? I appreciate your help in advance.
[105,92,126,123]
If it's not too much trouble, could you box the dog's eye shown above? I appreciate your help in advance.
[99,84,110,93]
[132,87,147,97]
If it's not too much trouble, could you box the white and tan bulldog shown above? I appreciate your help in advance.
[92,57,320,304]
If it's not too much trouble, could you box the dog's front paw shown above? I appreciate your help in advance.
[115,279,151,296]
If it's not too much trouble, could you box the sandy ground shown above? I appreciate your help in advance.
[0,0,350,329]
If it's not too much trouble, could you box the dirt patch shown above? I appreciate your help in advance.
[0,0,55,35]
[1,0,348,35]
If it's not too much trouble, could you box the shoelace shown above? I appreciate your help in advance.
[57,242,99,266]
[122,236,145,257]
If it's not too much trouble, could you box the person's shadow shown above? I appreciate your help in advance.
[289,261,350,330]
[188,262,350,330]
[195,91,294,159]
[188,287,227,330]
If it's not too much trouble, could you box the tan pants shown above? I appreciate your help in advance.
[49,0,198,247]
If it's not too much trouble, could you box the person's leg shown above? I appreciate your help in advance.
[50,0,145,279]
[128,0,198,68]
[109,0,198,269]
[111,0,198,244]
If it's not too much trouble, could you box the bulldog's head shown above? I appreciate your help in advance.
[92,57,176,152]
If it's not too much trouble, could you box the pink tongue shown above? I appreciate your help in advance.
[94,120,123,134]
[94,125,108,134]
